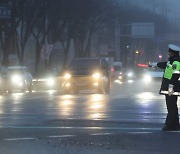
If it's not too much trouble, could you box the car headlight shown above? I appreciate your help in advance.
[143,74,152,83]
[92,73,101,80]
[64,73,71,79]
[119,76,122,79]
[11,75,23,83]
[47,78,55,86]
[127,72,133,77]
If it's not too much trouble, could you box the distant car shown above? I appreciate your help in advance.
[61,58,110,94]
[7,66,33,93]
[124,69,136,81]
[113,62,125,81]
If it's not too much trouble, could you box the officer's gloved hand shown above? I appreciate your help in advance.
[149,63,157,69]
[152,65,157,69]
[168,84,174,96]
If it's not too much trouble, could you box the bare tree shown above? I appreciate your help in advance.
[0,0,21,65]
[71,0,117,58]
[16,0,39,65]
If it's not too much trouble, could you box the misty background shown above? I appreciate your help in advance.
[0,0,180,75]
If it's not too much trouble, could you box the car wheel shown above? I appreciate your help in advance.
[28,85,32,93]
[28,82,33,93]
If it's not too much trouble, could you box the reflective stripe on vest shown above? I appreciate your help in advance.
[173,71,180,74]
[164,61,173,80]
[160,90,180,96]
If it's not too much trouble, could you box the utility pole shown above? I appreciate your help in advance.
[0,4,11,65]
[115,17,120,61]
[44,15,48,70]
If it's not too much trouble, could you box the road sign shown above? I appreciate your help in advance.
[0,5,11,19]
[131,23,155,38]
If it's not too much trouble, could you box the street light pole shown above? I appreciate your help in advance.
[115,17,120,61]
[44,15,48,70]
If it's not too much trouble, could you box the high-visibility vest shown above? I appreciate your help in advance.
[172,61,180,75]
[164,61,180,80]
[164,61,173,80]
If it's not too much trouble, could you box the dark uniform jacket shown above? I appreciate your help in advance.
[157,56,180,95]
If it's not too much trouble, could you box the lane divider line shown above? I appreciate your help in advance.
[127,132,152,134]
[4,137,37,141]
[0,126,163,131]
[47,135,76,138]
[90,133,113,136]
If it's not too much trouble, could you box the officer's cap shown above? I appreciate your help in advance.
[168,44,180,52]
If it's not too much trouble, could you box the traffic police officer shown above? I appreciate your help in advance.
[156,44,180,131]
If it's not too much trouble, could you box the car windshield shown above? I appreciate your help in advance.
[8,68,23,74]
[69,59,99,70]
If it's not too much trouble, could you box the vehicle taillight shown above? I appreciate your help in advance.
[137,64,148,68]
[111,68,114,72]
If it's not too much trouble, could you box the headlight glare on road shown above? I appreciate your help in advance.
[64,73,71,79]
[119,76,122,79]
[65,83,71,87]
[92,73,101,80]
[143,74,152,83]
[93,82,99,86]
[47,78,55,86]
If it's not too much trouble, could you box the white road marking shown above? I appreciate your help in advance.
[4,137,37,141]
[90,133,113,136]
[127,132,152,134]
[1,126,162,131]
[48,135,76,138]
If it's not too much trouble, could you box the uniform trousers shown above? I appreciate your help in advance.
[165,95,179,128]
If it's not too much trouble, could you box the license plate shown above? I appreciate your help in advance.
[76,82,87,86]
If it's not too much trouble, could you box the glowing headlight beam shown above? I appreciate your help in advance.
[92,73,101,79]
[143,75,152,83]
[127,72,133,77]
[64,73,71,79]
[47,78,55,86]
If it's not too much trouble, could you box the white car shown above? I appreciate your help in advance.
[7,66,33,93]
[142,67,164,91]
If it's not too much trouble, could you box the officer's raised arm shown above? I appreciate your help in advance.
[157,62,167,69]
[158,44,180,131]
